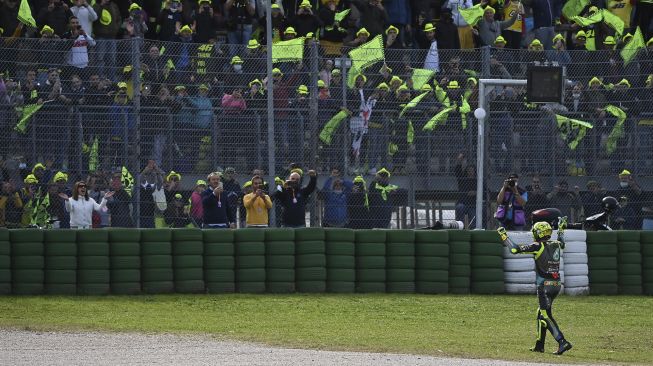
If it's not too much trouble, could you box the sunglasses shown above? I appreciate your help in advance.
[78,185,87,188]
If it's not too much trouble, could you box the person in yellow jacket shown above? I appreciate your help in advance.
[243,175,273,228]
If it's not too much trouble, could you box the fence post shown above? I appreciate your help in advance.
[132,37,142,228]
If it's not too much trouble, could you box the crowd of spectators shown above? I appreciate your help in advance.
[0,0,652,229]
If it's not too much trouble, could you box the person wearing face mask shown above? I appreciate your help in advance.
[614,169,643,228]
[546,180,581,220]
[321,168,352,227]
[274,169,317,227]
[495,172,528,230]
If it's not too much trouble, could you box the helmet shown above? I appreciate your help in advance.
[602,196,620,213]
[532,221,552,241]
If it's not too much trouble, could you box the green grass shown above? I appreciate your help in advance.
[1,294,651,364]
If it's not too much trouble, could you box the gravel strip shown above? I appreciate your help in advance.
[0,329,599,366]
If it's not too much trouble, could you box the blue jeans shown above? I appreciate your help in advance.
[94,39,117,81]
[534,27,555,50]
[227,24,253,56]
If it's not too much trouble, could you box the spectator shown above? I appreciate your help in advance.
[164,193,191,227]
[157,0,188,41]
[189,179,206,227]
[350,0,389,38]
[93,0,121,81]
[49,171,71,228]
[344,27,370,48]
[580,180,606,218]
[613,196,638,230]
[122,3,148,38]
[447,0,475,49]
[454,153,476,225]
[346,175,372,228]
[422,23,439,72]
[521,0,562,50]
[187,84,213,129]
[139,159,165,228]
[495,172,527,230]
[224,0,256,54]
[221,87,247,113]
[37,0,73,37]
[259,3,288,44]
[0,181,23,228]
[436,8,460,50]
[638,2,653,40]
[546,180,581,220]
[60,181,113,229]
[322,168,351,227]
[164,171,183,205]
[318,0,347,47]
[501,0,524,49]
[86,172,110,228]
[201,171,236,228]
[106,171,134,227]
[59,74,86,106]
[193,0,217,43]
[545,34,570,67]
[66,21,96,74]
[70,0,98,36]
[290,0,322,37]
[0,0,20,40]
[367,168,400,228]
[243,175,273,227]
[475,5,519,47]
[222,167,242,223]
[614,169,643,228]
[38,26,65,74]
[525,176,549,224]
[274,169,317,227]
[384,0,411,47]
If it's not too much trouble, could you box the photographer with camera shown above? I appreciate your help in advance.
[274,169,316,228]
[495,173,528,230]
[201,172,236,229]
[243,175,273,227]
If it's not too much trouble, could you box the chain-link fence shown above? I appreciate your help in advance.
[1,36,652,230]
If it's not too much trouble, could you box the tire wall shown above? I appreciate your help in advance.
[1,228,649,295]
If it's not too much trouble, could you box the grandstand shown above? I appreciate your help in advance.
[0,0,651,230]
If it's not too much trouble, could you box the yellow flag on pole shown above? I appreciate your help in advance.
[17,0,36,28]
[347,35,385,88]
[272,37,305,63]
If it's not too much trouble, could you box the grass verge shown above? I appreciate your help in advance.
[1,294,651,364]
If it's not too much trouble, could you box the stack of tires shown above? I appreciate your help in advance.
[172,229,205,293]
[355,230,386,293]
[77,230,110,295]
[203,230,235,293]
[0,229,9,294]
[265,229,295,293]
[11,230,44,295]
[109,229,141,295]
[386,230,416,293]
[235,229,266,293]
[448,230,471,294]
[415,231,449,294]
[141,229,174,294]
[502,231,535,294]
[44,230,77,295]
[325,228,356,293]
[295,228,327,293]
[561,230,589,296]
[587,231,619,295]
[471,231,504,294]
[617,231,642,295]
[642,231,653,295]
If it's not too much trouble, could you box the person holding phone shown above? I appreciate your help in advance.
[201,172,236,229]
[243,175,273,228]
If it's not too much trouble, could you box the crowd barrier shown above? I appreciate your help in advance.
[0,228,650,296]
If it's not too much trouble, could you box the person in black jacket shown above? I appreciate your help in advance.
[350,0,389,38]
[202,171,236,228]
[436,8,460,51]
[274,169,316,227]
[106,173,134,227]
[347,175,373,229]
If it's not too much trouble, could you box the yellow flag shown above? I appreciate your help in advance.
[399,91,429,118]
[556,115,593,150]
[272,37,305,63]
[319,110,349,145]
[459,4,485,26]
[604,105,627,155]
[334,9,350,23]
[89,137,99,172]
[562,0,590,19]
[410,69,435,91]
[17,0,36,28]
[423,106,456,131]
[14,103,43,134]
[347,35,385,88]
[122,166,134,197]
[620,27,645,66]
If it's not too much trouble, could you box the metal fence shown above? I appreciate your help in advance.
[1,37,652,230]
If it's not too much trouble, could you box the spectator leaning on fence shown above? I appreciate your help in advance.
[243,175,273,227]
[615,169,643,228]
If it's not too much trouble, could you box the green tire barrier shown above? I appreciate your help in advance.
[355,230,386,293]
[326,229,355,291]
[587,231,619,295]
[471,231,504,295]
[4,229,653,296]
